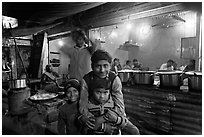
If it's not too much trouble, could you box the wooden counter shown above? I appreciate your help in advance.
[123,84,202,135]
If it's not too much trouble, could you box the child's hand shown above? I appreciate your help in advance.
[80,116,95,129]
[102,123,117,134]
[104,109,119,123]
[93,116,106,130]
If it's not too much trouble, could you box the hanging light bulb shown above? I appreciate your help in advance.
[110,30,117,38]
[126,22,132,30]
[58,40,64,47]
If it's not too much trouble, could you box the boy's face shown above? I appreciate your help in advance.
[76,36,85,48]
[66,87,79,102]
[92,60,111,78]
[93,88,110,104]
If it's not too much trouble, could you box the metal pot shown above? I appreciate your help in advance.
[9,79,27,89]
[118,70,134,83]
[185,72,202,91]
[157,71,182,88]
[133,71,155,85]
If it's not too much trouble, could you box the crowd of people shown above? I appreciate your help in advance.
[159,59,195,71]
[111,58,143,74]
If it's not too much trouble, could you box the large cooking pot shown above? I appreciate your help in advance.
[157,71,182,88]
[133,71,155,85]
[185,71,202,91]
[9,79,27,89]
[118,70,135,83]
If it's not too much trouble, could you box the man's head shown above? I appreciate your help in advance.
[64,79,80,103]
[91,50,112,78]
[45,64,53,72]
[167,59,174,67]
[126,60,131,66]
[71,29,87,48]
[189,59,195,66]
[133,59,138,64]
[113,58,119,66]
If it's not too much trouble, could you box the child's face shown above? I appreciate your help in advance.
[92,60,111,78]
[66,87,79,102]
[93,88,110,104]
[76,36,85,48]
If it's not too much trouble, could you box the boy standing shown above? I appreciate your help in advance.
[58,79,81,135]
[59,28,98,81]
[78,50,140,135]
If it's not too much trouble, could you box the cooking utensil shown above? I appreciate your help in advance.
[29,92,58,101]
[118,70,135,83]
[157,71,182,88]
[9,79,27,89]
[185,71,202,91]
[133,71,155,85]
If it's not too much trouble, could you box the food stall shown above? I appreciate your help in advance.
[2,2,202,135]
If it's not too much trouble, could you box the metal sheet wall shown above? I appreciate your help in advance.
[123,85,202,135]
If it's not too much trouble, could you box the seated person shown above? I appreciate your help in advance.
[180,59,196,85]
[58,79,82,135]
[123,60,132,70]
[172,60,179,70]
[132,59,142,70]
[41,64,60,93]
[2,54,11,72]
[111,58,122,74]
[78,50,140,135]
[159,59,174,71]
[183,59,195,72]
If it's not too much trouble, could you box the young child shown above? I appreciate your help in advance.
[57,79,81,135]
[78,49,140,135]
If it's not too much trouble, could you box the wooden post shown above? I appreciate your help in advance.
[10,44,18,79]
[195,12,201,71]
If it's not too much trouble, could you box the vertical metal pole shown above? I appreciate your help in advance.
[195,12,201,71]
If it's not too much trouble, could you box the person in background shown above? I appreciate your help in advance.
[111,58,122,75]
[123,60,132,70]
[2,54,11,72]
[40,64,60,93]
[183,59,195,72]
[60,28,98,81]
[159,59,174,71]
[172,60,178,70]
[78,50,140,135]
[58,79,81,135]
[132,59,142,70]
[180,59,196,86]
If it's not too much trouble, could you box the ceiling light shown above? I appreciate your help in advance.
[58,40,63,46]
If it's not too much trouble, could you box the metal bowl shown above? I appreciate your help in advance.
[185,72,202,91]
[118,70,135,83]
[133,71,155,85]
[157,71,182,88]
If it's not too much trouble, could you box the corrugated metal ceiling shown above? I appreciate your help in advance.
[2,2,201,37]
